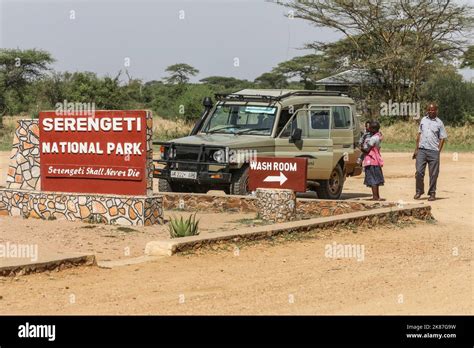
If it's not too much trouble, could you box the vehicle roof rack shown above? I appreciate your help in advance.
[215,93,280,102]
[279,90,348,99]
[215,90,347,102]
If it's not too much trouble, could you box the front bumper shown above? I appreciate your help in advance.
[154,167,232,184]
[153,142,232,184]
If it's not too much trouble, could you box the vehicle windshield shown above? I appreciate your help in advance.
[201,104,277,135]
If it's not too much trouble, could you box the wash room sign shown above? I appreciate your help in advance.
[248,157,308,192]
[39,110,147,195]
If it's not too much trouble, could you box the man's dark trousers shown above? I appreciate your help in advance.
[415,148,440,195]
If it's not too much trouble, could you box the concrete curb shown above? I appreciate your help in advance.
[145,203,431,256]
[0,253,96,277]
[97,255,162,268]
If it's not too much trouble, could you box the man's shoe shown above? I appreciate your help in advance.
[413,193,422,200]
[428,194,436,201]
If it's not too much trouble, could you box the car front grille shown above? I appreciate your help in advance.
[175,163,201,171]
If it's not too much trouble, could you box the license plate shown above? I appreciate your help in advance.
[171,171,197,180]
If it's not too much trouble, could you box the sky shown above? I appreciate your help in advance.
[0,0,342,82]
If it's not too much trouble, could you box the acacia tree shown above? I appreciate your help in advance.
[273,54,328,89]
[282,0,473,102]
[163,63,199,85]
[254,71,289,88]
[461,45,474,68]
[200,76,251,90]
[0,49,54,121]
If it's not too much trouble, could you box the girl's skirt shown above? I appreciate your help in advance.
[364,165,384,187]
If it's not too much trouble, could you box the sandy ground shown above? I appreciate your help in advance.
[0,152,472,314]
[0,211,256,262]
[0,151,256,261]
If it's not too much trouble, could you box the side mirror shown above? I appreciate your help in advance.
[289,127,302,143]
[202,97,213,109]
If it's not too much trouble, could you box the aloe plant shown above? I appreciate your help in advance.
[168,213,200,238]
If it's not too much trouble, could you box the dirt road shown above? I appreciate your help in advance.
[0,152,472,314]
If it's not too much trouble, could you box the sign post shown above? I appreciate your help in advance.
[249,157,308,192]
[39,110,148,196]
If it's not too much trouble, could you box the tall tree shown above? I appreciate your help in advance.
[0,49,54,119]
[200,76,250,90]
[254,72,289,89]
[163,63,199,85]
[421,67,474,125]
[282,0,473,101]
[273,54,327,89]
[461,45,474,69]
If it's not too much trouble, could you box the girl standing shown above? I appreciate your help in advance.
[363,121,385,201]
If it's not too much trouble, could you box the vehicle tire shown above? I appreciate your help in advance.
[315,164,345,199]
[158,179,173,192]
[229,166,250,195]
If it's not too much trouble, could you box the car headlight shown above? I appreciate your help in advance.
[159,146,166,159]
[160,146,176,159]
[212,149,225,163]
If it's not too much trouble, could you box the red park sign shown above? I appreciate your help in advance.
[248,157,308,192]
[39,110,148,196]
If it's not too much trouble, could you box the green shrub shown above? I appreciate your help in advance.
[420,68,474,126]
[170,84,216,122]
[168,213,200,238]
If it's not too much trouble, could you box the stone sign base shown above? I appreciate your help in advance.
[256,188,297,223]
[0,189,163,226]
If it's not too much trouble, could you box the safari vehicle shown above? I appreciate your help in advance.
[154,89,363,199]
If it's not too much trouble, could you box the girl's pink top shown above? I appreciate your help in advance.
[363,132,384,167]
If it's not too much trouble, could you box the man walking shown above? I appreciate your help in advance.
[413,103,447,201]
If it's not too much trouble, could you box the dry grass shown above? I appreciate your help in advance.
[2,116,30,128]
[153,117,193,141]
[382,122,472,145]
[381,122,472,151]
[0,126,14,151]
